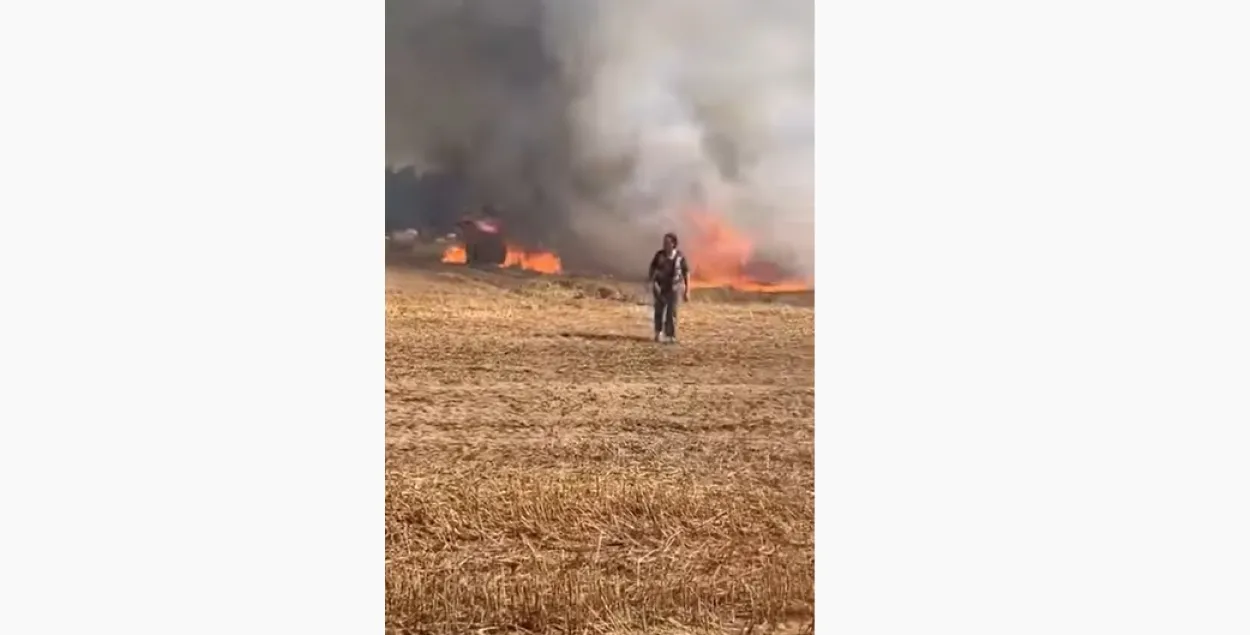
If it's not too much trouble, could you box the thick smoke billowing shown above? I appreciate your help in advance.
[386,0,813,277]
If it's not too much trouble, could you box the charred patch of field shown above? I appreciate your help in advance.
[385,266,814,635]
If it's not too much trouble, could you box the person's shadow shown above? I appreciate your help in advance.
[555,332,651,343]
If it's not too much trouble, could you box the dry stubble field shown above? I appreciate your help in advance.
[385,264,815,634]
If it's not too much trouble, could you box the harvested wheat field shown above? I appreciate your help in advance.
[386,264,815,634]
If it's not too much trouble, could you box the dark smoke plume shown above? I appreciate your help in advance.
[386,0,813,277]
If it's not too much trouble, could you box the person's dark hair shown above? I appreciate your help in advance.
[663,232,679,247]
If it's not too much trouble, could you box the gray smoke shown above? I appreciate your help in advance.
[386,0,813,278]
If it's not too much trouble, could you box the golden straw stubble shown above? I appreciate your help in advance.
[386,267,814,634]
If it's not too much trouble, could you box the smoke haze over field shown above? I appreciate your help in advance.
[386,0,813,278]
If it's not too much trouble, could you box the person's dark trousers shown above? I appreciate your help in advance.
[653,286,678,339]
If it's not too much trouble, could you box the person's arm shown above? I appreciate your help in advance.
[680,254,691,301]
[647,252,661,294]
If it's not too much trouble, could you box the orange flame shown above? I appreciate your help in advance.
[684,211,812,292]
[442,244,467,264]
[441,243,563,275]
[502,248,562,274]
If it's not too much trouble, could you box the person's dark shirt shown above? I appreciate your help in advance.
[649,249,690,291]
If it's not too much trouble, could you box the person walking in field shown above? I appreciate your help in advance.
[648,232,691,343]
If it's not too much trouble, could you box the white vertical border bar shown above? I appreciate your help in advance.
[0,0,384,632]
[822,0,1250,633]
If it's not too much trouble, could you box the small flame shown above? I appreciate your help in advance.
[684,210,812,292]
[442,244,467,264]
[441,243,562,275]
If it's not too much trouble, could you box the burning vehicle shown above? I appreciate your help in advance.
[441,213,564,274]
[451,217,508,267]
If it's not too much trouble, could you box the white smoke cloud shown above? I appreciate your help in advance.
[387,0,813,277]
